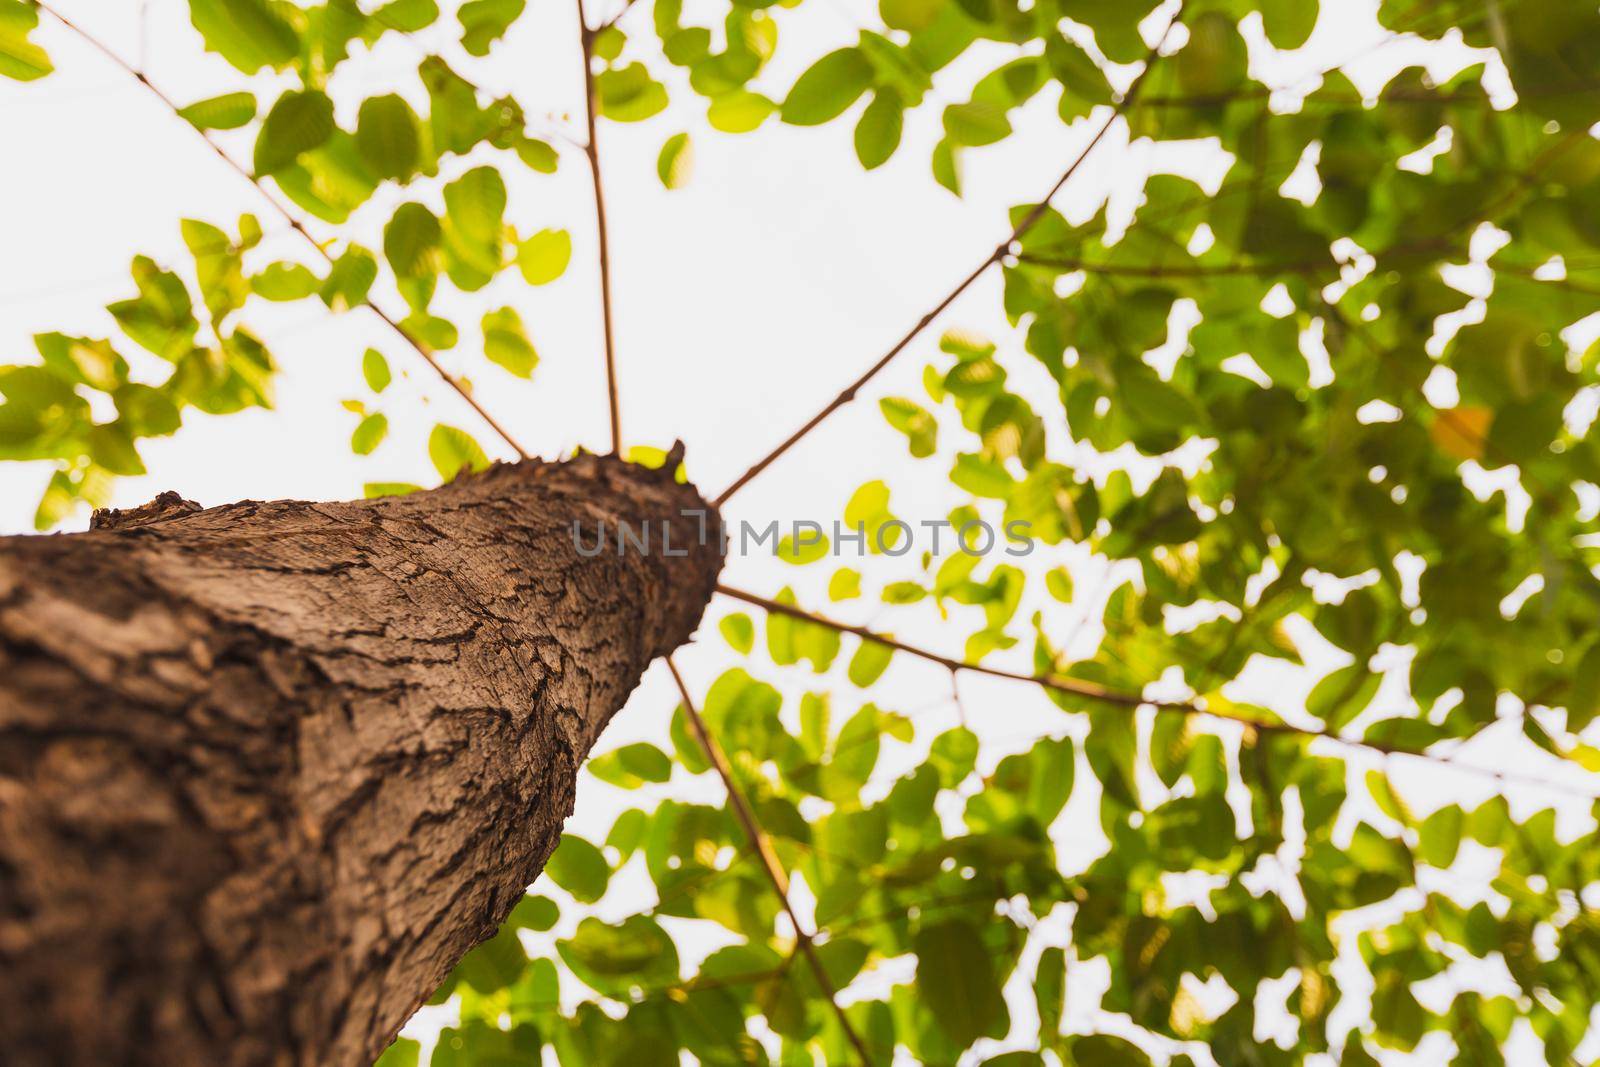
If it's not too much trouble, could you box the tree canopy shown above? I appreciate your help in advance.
[6,0,1600,1063]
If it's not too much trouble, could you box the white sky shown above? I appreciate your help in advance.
[3,1,1597,1063]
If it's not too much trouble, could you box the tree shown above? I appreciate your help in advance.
[3,0,1600,1065]
[1,454,720,1066]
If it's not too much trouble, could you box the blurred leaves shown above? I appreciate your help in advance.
[9,2,1600,1065]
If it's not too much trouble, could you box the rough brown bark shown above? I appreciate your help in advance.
[0,451,721,1067]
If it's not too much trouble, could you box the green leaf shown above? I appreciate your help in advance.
[517,229,571,285]
[932,138,961,195]
[250,262,319,301]
[544,834,610,903]
[913,919,1008,1046]
[1176,11,1248,98]
[882,580,926,604]
[113,384,181,438]
[1116,361,1198,435]
[558,915,678,995]
[107,256,197,361]
[928,726,978,786]
[1261,0,1318,49]
[943,100,1011,147]
[1419,806,1463,868]
[823,702,886,797]
[844,480,901,553]
[32,473,75,531]
[881,0,942,32]
[507,893,560,931]
[351,412,388,455]
[356,94,423,182]
[657,132,694,189]
[189,0,299,74]
[482,307,538,378]
[708,91,775,133]
[0,0,51,81]
[362,348,392,393]
[720,613,755,653]
[514,136,559,173]
[364,482,421,498]
[768,588,841,672]
[830,568,862,601]
[596,63,669,122]
[443,166,506,246]
[459,0,524,55]
[34,333,126,392]
[177,92,256,131]
[855,92,904,170]
[375,0,439,32]
[589,743,674,788]
[1046,36,1110,114]
[848,638,893,687]
[777,528,830,565]
[1045,567,1073,602]
[1307,663,1381,730]
[428,423,490,481]
[400,313,457,350]
[87,423,145,476]
[1069,1035,1152,1066]
[373,1037,421,1067]
[951,452,1014,498]
[592,26,624,62]
[254,89,335,176]
[320,246,378,310]
[782,48,874,126]
[669,704,713,775]
[383,203,443,279]
[1035,947,1065,1043]
[452,926,528,995]
[880,396,937,457]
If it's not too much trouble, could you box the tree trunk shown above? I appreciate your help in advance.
[0,451,721,1067]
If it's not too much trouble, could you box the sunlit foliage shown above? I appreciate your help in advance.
[7,0,1600,1063]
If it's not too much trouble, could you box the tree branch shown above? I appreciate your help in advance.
[1014,252,1330,278]
[710,5,1188,507]
[36,1,531,460]
[665,657,877,1066]
[712,583,1600,800]
[576,0,623,453]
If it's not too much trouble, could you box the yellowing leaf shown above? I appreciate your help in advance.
[517,229,571,285]
[350,412,388,455]
[362,348,392,393]
[657,132,693,189]
[0,0,51,81]
[1430,406,1492,461]
[708,91,774,133]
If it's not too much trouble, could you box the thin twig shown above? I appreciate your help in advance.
[712,583,1600,799]
[711,5,1188,507]
[596,0,639,34]
[666,657,876,1066]
[36,1,531,460]
[576,0,623,453]
[1015,252,1331,278]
